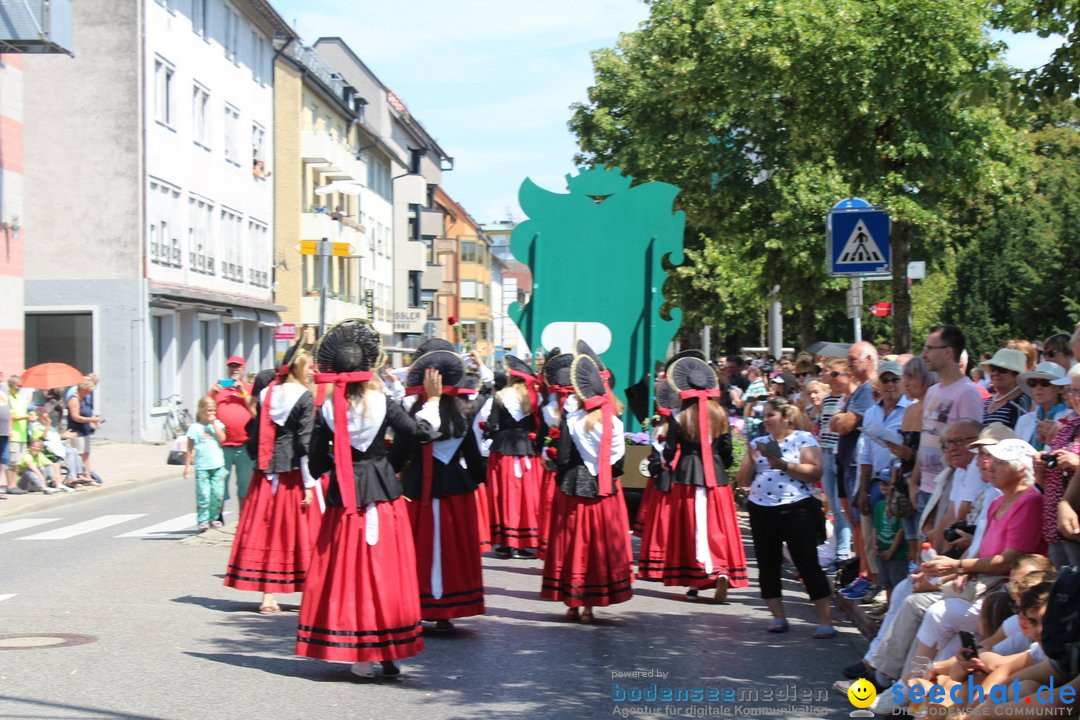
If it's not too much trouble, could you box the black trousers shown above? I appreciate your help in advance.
[747,498,831,602]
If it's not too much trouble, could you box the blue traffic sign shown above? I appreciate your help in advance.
[827,203,890,276]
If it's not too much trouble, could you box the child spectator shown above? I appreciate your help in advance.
[873,476,908,600]
[184,397,227,532]
[30,406,89,486]
[17,438,66,494]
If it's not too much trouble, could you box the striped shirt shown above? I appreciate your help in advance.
[818,394,843,451]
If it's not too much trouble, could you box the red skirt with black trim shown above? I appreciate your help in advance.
[487,452,542,549]
[407,492,485,620]
[540,482,634,608]
[632,477,659,536]
[475,484,493,552]
[224,470,317,593]
[536,468,558,559]
[637,482,749,588]
[296,499,424,663]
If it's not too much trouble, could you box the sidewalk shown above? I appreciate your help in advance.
[0,440,182,518]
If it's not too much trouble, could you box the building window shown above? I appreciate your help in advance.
[199,320,213,394]
[221,208,244,283]
[192,0,207,37]
[461,241,477,264]
[151,315,165,402]
[367,155,391,200]
[224,7,240,63]
[189,195,215,275]
[149,179,181,268]
[192,83,210,149]
[224,104,240,166]
[424,237,434,265]
[407,204,421,241]
[154,57,175,127]
[460,280,478,300]
[253,33,267,84]
[409,148,424,174]
[408,271,421,308]
[25,313,93,372]
[251,123,265,163]
[426,184,436,209]
[247,220,269,287]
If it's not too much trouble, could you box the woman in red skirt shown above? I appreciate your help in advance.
[224,342,319,615]
[296,319,444,678]
[485,355,544,558]
[541,342,633,623]
[633,378,681,545]
[393,350,486,632]
[639,355,748,603]
[538,350,574,559]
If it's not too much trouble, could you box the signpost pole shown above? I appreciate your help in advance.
[851,276,863,343]
[318,237,329,337]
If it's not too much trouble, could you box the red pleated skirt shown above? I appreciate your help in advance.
[536,468,557,559]
[474,484,493,552]
[632,477,659,536]
[296,499,424,663]
[637,482,749,588]
[407,492,486,620]
[224,470,317,593]
[540,481,634,608]
[487,451,542,549]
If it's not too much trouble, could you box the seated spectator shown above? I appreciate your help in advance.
[980,349,1031,428]
[1014,362,1072,451]
[1042,332,1074,372]
[16,438,67,494]
[31,407,89,486]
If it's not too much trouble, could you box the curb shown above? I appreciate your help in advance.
[0,469,181,519]
[834,592,880,638]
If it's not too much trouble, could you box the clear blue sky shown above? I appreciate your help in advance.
[271,0,1061,225]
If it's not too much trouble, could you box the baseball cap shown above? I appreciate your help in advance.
[983,438,1037,469]
[968,422,1015,448]
[878,360,904,378]
[226,355,246,367]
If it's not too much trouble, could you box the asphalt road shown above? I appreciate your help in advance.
[0,477,863,719]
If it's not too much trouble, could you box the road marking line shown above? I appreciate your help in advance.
[115,513,197,537]
[0,594,16,602]
[0,518,60,536]
[18,514,146,540]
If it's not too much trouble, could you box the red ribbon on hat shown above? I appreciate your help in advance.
[679,388,721,488]
[310,370,373,515]
[583,369,616,497]
[509,370,542,430]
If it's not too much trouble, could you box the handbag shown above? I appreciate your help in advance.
[167,437,187,466]
[886,460,916,518]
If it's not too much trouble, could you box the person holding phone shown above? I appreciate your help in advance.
[735,397,832,637]
[208,356,255,515]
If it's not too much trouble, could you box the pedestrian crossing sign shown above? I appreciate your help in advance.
[827,206,890,276]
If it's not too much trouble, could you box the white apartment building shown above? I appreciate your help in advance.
[23,0,295,441]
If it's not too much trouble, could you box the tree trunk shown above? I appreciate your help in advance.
[891,221,913,353]
[798,303,817,350]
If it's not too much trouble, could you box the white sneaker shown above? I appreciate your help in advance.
[869,692,901,715]
[350,662,375,678]
[42,486,60,495]
[59,484,75,493]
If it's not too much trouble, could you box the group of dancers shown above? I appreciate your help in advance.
[221,318,748,678]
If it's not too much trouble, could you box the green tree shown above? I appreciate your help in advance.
[570,0,1029,351]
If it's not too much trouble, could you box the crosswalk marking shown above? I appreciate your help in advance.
[115,513,197,537]
[0,594,16,602]
[18,514,146,540]
[0,518,60,536]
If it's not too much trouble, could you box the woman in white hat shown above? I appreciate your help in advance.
[980,348,1032,429]
[1035,364,1080,568]
[1014,362,1072,451]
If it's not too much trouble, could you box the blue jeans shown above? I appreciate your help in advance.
[821,451,851,559]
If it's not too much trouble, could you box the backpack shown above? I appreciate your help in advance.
[1041,567,1080,681]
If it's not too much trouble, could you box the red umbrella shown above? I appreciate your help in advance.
[21,363,87,390]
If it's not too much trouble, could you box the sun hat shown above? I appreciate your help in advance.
[1050,363,1080,387]
[1018,361,1067,395]
[968,422,1015,448]
[981,348,1027,375]
[983,438,1037,470]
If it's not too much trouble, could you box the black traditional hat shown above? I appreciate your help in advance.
[277,339,308,376]
[571,353,607,401]
[251,368,277,399]
[406,349,465,389]
[667,356,719,393]
[664,348,706,374]
[503,354,535,378]
[314,318,383,374]
[458,373,480,392]
[412,337,455,362]
[575,340,606,371]
[654,379,680,411]
[543,352,574,388]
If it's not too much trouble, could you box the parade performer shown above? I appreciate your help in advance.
[485,355,544,558]
[296,319,444,678]
[471,370,503,553]
[538,349,574,558]
[631,377,680,539]
[638,355,748,602]
[224,342,318,615]
[541,343,634,622]
[392,350,486,632]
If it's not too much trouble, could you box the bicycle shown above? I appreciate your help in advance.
[151,394,194,440]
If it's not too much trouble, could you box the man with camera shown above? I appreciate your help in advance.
[207,356,255,515]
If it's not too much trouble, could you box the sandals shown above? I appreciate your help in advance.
[580,609,594,624]
[565,607,581,621]
[433,619,455,632]
[258,603,281,614]
[766,619,789,633]
[813,626,837,639]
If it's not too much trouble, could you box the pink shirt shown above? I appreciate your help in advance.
[978,487,1046,559]
[918,378,985,493]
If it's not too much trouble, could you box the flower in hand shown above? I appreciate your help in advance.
[548,427,561,440]
[545,447,558,460]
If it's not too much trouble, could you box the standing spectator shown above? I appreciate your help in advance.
[1036,364,1080,568]
[184,397,227,533]
[1042,333,1074,372]
[802,380,830,434]
[969,368,992,400]
[1014,362,1071,451]
[872,475,908,602]
[980,348,1031,428]
[0,386,18,495]
[1004,339,1038,372]
[207,356,255,513]
[67,380,102,485]
[821,357,854,562]
[724,356,749,394]
[742,365,768,440]
[886,357,935,563]
[912,325,985,517]
[6,375,30,494]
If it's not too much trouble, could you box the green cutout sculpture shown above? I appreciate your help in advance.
[508,165,685,424]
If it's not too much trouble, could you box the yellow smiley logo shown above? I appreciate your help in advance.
[847,678,876,708]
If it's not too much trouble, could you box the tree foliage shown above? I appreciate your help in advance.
[570,0,1031,351]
